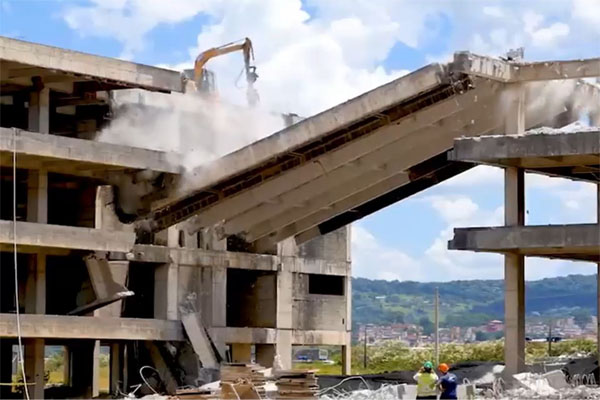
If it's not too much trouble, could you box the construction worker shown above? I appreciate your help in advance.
[437,363,458,400]
[413,361,438,399]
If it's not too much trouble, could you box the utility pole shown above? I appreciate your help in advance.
[434,287,440,367]
[363,325,368,368]
[548,319,553,357]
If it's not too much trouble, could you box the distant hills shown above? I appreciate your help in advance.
[352,274,598,330]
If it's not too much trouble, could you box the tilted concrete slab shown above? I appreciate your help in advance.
[0,36,184,92]
[0,127,181,176]
[143,53,599,246]
[448,224,600,262]
[0,221,135,252]
[0,313,183,340]
[450,130,600,182]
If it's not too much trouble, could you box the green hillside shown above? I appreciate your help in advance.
[352,274,598,330]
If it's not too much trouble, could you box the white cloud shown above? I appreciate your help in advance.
[351,223,421,281]
[482,6,504,18]
[572,0,600,32]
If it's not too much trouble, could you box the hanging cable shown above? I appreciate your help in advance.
[13,128,30,400]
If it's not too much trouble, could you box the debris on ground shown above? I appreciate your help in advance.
[275,369,319,399]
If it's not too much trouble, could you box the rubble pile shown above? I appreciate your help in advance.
[500,385,600,399]
[220,363,267,399]
[275,369,319,399]
[319,385,403,400]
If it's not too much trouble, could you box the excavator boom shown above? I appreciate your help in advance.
[192,38,258,105]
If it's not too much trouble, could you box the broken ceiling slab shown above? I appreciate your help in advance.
[450,129,600,182]
[0,36,184,93]
[0,221,135,252]
[448,224,600,262]
[452,52,600,82]
[0,127,182,176]
[0,313,184,340]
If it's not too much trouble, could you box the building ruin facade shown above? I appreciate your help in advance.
[0,37,351,399]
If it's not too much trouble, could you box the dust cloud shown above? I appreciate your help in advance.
[97,88,285,171]
[94,88,285,217]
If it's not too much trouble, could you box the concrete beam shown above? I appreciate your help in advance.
[0,220,136,252]
[448,224,600,262]
[0,127,181,176]
[452,52,600,82]
[0,36,184,92]
[451,130,600,168]
[0,313,184,340]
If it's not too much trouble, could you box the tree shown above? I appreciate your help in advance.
[419,316,434,336]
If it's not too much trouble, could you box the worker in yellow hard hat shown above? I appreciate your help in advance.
[437,363,457,400]
[413,361,437,399]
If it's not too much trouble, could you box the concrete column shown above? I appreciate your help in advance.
[110,343,121,395]
[230,343,252,363]
[154,263,179,320]
[28,86,50,134]
[63,346,70,386]
[23,339,44,399]
[276,270,293,329]
[341,341,352,375]
[24,169,47,399]
[503,84,526,377]
[212,267,227,327]
[92,340,100,397]
[27,170,48,223]
[275,330,292,370]
[255,344,276,368]
[504,168,526,377]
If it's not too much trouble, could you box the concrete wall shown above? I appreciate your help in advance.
[292,273,347,331]
[297,226,351,262]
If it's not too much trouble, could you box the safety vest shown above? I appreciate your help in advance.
[415,371,438,396]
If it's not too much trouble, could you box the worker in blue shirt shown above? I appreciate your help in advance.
[437,363,457,400]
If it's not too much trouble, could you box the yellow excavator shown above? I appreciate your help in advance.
[192,37,259,106]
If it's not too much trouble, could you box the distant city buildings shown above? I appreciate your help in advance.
[357,315,597,346]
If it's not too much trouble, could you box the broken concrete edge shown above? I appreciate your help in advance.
[451,51,600,83]
[0,36,185,93]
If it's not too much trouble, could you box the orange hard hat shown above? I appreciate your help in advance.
[438,363,449,373]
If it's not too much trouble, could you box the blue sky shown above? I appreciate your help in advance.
[1,0,598,282]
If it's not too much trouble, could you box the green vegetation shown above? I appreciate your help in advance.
[294,339,597,375]
[352,274,598,329]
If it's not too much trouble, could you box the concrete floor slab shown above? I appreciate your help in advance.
[448,224,600,262]
[0,127,181,176]
[450,130,600,182]
[0,313,184,340]
[0,221,135,252]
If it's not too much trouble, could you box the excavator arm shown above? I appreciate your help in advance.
[193,38,259,105]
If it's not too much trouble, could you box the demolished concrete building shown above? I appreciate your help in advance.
[0,35,598,398]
